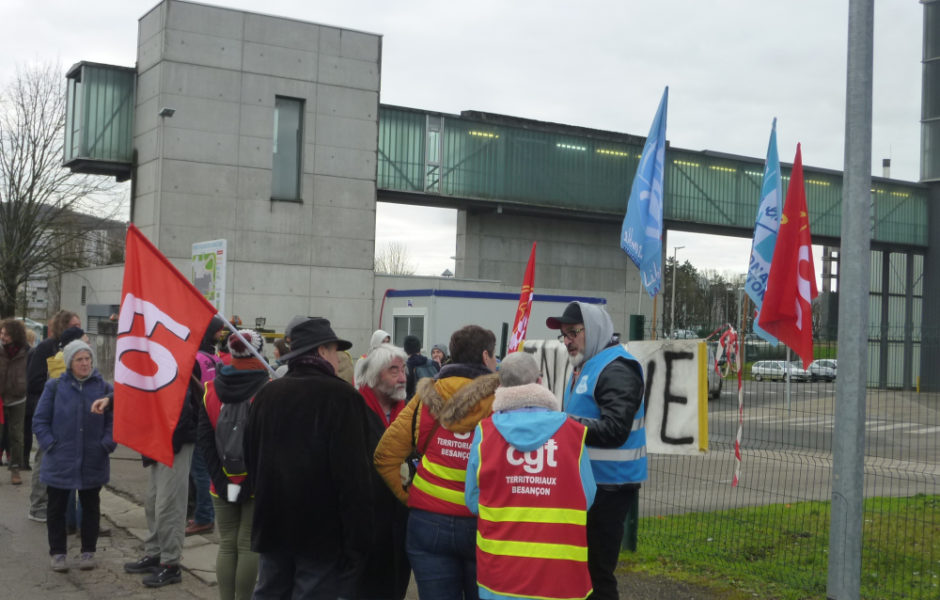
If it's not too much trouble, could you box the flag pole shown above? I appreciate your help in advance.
[651,295,658,340]
[217,314,278,378]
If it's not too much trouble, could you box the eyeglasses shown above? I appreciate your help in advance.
[557,327,584,342]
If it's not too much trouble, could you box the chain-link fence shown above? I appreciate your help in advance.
[640,334,939,599]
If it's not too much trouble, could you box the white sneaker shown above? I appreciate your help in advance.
[50,554,68,572]
[79,552,96,570]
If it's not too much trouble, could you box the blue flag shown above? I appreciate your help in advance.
[745,119,781,345]
[621,87,668,298]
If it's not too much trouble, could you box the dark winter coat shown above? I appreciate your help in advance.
[245,359,374,563]
[26,337,58,400]
[0,344,28,402]
[359,390,411,600]
[405,353,439,400]
[32,370,115,490]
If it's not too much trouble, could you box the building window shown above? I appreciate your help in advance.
[272,96,304,201]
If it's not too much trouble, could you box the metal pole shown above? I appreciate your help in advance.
[828,1,872,598]
[670,245,684,338]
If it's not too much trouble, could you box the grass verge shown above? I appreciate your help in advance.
[619,494,940,600]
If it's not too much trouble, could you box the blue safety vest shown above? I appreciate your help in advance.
[564,345,647,485]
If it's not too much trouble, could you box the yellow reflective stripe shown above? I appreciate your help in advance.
[412,474,466,505]
[477,531,587,562]
[421,455,467,482]
[479,504,586,526]
[478,582,591,600]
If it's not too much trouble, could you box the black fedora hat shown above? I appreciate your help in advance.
[545,302,583,329]
[280,318,352,361]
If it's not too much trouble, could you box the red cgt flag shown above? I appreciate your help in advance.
[507,242,537,353]
[113,225,217,466]
[758,144,818,368]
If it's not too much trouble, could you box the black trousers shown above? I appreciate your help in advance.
[47,486,101,555]
[586,486,638,600]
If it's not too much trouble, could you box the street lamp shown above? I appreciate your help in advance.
[670,245,684,338]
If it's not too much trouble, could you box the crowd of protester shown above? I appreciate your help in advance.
[2,301,645,600]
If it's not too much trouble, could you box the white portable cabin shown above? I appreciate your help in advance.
[378,289,608,357]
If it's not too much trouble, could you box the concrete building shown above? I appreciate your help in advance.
[65,0,382,348]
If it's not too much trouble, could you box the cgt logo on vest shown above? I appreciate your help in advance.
[507,439,558,474]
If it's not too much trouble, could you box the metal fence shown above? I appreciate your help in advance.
[640,333,939,599]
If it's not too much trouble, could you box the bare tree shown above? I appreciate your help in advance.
[0,62,124,316]
[374,241,416,275]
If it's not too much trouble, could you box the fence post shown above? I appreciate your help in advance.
[620,487,639,551]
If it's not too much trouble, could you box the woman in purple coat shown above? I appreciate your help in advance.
[32,339,115,573]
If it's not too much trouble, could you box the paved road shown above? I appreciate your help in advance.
[0,467,215,599]
[4,445,420,599]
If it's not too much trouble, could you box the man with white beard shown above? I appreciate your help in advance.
[545,302,646,600]
[356,343,411,599]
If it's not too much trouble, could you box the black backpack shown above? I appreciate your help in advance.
[214,400,251,477]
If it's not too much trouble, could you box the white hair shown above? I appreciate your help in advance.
[356,343,408,389]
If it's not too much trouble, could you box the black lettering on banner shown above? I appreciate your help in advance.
[643,359,655,417]
[661,351,694,445]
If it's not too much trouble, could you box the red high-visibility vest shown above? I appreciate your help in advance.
[474,417,592,600]
[408,402,474,517]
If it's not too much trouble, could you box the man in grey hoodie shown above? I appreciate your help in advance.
[545,301,645,600]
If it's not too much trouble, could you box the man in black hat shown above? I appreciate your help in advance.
[545,301,645,600]
[245,317,373,599]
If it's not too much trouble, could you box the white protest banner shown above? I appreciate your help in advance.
[520,339,708,455]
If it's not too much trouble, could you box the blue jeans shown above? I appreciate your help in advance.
[406,508,478,600]
[253,552,343,599]
[190,448,214,525]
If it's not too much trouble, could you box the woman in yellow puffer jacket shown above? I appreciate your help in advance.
[374,325,500,600]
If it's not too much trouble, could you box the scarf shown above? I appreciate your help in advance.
[358,385,404,428]
[232,356,268,372]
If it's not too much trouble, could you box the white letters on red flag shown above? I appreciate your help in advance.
[507,242,537,353]
[758,144,818,368]
[114,225,218,466]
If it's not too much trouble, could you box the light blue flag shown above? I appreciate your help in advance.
[745,119,782,345]
[621,87,668,298]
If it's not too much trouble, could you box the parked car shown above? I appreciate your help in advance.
[808,359,837,382]
[751,360,809,382]
[673,329,698,339]
[787,361,811,382]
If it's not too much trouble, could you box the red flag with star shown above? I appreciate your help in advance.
[507,242,536,353]
[758,144,818,368]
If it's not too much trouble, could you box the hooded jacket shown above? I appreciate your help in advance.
[565,302,645,449]
[465,383,595,512]
[465,383,596,600]
[197,363,269,502]
[33,366,115,490]
[374,363,499,505]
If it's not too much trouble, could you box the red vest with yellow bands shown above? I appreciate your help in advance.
[408,403,475,517]
[474,417,592,600]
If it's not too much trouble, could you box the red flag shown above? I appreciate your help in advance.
[113,225,218,466]
[758,144,818,368]
[507,242,536,353]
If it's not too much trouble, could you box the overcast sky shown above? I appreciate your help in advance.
[1,0,925,281]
